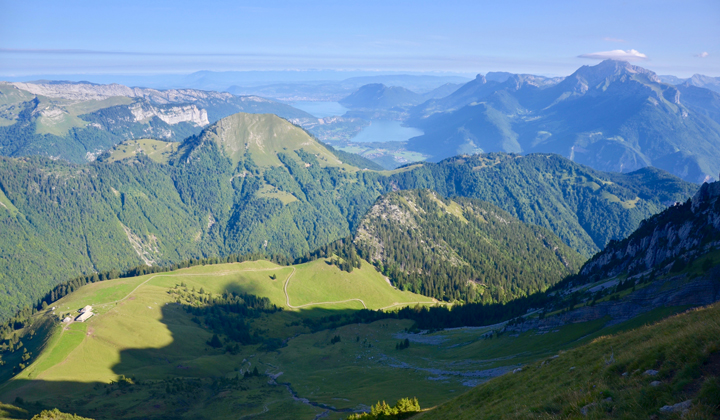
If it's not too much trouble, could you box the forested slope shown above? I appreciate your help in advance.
[0,113,696,321]
[388,153,696,256]
[352,189,583,302]
[0,113,385,320]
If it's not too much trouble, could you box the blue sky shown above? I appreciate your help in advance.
[1,0,718,78]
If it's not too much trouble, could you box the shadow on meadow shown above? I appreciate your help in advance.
[0,283,380,420]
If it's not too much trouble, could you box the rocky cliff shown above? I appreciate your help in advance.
[129,103,209,127]
[580,180,720,282]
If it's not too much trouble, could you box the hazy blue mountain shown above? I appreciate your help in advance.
[339,84,425,109]
[658,74,720,93]
[658,74,687,85]
[421,82,463,99]
[406,60,720,183]
[228,75,470,102]
[683,74,720,93]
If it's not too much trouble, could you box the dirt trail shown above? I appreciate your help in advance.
[282,267,368,309]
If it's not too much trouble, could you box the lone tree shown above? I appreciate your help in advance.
[207,334,222,348]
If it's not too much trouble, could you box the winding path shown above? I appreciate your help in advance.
[79,265,437,314]
[282,267,369,309]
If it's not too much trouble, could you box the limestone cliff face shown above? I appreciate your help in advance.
[129,103,209,127]
[579,181,720,282]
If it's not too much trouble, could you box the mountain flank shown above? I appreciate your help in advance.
[352,189,583,302]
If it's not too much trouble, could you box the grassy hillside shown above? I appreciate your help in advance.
[353,189,583,302]
[176,112,352,170]
[414,302,720,419]
[105,139,179,163]
[0,259,437,419]
[2,257,700,420]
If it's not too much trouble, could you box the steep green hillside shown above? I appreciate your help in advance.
[352,189,583,302]
[0,113,386,321]
[387,153,696,256]
[414,301,720,419]
[0,145,694,322]
[176,113,351,169]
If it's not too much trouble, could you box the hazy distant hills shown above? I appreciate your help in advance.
[339,84,426,109]
[228,74,468,102]
[404,60,720,183]
[659,73,720,93]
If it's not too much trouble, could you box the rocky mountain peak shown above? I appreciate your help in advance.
[569,59,660,88]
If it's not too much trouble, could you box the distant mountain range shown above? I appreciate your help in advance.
[396,60,720,183]
[227,75,467,102]
[659,73,720,93]
[338,83,462,110]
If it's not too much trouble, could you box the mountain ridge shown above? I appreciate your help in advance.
[405,60,720,183]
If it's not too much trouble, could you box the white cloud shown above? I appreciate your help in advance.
[578,49,648,61]
[603,37,626,43]
[695,52,709,58]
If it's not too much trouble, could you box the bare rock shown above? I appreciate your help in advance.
[659,400,692,413]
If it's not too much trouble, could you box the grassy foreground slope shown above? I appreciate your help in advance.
[415,302,720,419]
[3,256,694,419]
[1,259,433,384]
[0,258,437,419]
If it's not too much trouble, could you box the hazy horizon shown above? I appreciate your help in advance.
[1,0,718,79]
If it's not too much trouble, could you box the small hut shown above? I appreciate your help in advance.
[75,311,93,322]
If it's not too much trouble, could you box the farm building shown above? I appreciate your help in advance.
[75,311,93,322]
[79,305,92,314]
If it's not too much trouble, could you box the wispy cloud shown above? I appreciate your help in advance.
[0,48,271,57]
[695,51,709,58]
[603,37,626,43]
[578,49,648,61]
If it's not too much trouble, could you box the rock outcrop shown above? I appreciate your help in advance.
[580,180,720,282]
[129,103,209,127]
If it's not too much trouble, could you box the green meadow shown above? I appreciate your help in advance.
[0,258,708,419]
